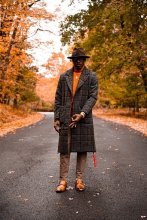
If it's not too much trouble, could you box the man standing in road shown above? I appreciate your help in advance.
[54,48,98,192]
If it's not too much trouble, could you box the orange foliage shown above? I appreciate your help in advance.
[0,104,43,136]
[36,51,72,104]
[0,0,53,104]
[36,75,59,104]
[44,51,71,77]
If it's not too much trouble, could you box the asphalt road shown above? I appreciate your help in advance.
[0,112,147,220]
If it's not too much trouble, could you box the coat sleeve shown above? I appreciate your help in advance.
[54,75,62,121]
[81,73,98,115]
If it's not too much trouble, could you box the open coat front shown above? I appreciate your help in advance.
[54,67,98,154]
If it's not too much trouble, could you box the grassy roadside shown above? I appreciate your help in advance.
[93,109,147,136]
[0,104,44,137]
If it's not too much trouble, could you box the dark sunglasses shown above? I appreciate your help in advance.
[72,57,86,62]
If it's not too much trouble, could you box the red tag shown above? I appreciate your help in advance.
[93,153,97,168]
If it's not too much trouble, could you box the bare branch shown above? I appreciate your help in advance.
[27,28,54,38]
[28,0,41,8]
[37,28,54,33]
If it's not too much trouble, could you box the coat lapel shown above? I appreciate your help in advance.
[65,68,73,94]
[76,67,90,93]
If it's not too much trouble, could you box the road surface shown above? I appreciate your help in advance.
[0,112,147,220]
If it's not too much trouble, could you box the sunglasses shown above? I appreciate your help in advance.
[72,57,86,62]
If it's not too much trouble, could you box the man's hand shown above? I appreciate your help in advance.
[54,120,61,133]
[69,114,83,128]
[69,121,77,128]
[72,114,83,122]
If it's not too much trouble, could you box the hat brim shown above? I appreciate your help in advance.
[67,55,90,59]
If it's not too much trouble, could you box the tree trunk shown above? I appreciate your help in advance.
[137,62,147,93]
[13,96,18,107]
[135,95,139,113]
[1,19,20,80]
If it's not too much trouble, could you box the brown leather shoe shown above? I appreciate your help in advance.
[56,180,67,193]
[75,179,86,192]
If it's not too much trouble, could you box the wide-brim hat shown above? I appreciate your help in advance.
[67,48,90,59]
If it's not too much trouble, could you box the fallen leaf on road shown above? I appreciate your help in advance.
[17,195,21,198]
[67,186,74,190]
[108,146,112,150]
[19,139,24,141]
[69,198,74,201]
[8,171,15,174]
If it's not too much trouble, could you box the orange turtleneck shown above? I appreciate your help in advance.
[72,71,81,96]
[72,66,85,96]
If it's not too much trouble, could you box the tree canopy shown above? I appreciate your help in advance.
[0,0,53,106]
[60,0,147,111]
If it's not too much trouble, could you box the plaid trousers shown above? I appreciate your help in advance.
[59,152,87,181]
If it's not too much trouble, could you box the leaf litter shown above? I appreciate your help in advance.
[93,109,147,136]
[0,104,44,137]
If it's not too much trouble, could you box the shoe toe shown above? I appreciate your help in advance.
[56,180,67,193]
[75,179,85,191]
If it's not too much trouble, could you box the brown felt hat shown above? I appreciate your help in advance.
[67,48,90,59]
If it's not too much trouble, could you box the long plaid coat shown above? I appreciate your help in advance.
[54,67,98,154]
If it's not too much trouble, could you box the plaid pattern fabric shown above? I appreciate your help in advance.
[54,67,98,153]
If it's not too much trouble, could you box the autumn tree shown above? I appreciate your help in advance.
[0,0,53,106]
[44,51,71,77]
[60,0,147,111]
